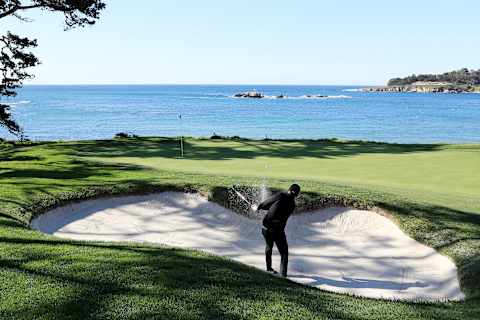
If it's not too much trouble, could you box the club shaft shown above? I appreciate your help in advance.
[233,188,252,206]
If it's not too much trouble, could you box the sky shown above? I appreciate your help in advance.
[1,0,479,85]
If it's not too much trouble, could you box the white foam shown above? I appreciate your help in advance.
[298,95,352,100]
[5,100,31,106]
[234,95,352,100]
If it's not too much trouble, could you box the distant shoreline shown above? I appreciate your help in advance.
[361,84,480,94]
[370,69,480,93]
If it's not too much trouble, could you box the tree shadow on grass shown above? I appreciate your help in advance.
[40,137,451,161]
[0,215,25,228]
[0,141,46,160]
[0,155,43,162]
[0,236,316,319]
[0,159,144,180]
[0,156,151,224]
[1,234,475,320]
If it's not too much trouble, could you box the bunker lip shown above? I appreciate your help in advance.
[31,192,465,302]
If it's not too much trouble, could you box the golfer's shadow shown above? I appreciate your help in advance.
[288,274,428,291]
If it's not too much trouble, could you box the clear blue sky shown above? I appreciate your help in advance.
[1,0,479,85]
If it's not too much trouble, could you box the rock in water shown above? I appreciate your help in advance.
[234,91,264,98]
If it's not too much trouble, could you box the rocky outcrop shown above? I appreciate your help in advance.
[234,91,264,98]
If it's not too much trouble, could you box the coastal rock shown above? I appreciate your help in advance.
[234,91,264,98]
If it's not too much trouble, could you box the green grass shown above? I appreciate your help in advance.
[86,138,480,213]
[1,137,479,319]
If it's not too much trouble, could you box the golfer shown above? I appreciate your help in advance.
[254,184,301,277]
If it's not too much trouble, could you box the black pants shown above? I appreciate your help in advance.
[262,227,288,277]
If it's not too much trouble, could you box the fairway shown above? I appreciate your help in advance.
[1,137,479,319]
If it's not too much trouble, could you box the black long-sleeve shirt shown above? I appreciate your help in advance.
[258,192,296,232]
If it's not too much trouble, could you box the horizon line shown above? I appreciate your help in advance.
[24,83,381,87]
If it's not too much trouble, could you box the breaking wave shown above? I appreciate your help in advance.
[5,100,31,106]
[302,95,352,99]
[233,95,352,100]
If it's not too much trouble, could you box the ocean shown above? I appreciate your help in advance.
[1,85,480,143]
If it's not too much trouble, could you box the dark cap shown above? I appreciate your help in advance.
[288,184,301,196]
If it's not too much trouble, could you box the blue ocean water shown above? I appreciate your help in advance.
[1,85,480,143]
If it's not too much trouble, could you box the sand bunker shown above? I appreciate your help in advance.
[31,192,464,301]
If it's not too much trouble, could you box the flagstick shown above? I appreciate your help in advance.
[181,136,184,157]
[179,114,184,157]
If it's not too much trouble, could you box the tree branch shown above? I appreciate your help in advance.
[0,1,106,137]
[0,6,20,19]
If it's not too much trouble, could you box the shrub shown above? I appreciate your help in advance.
[114,132,138,139]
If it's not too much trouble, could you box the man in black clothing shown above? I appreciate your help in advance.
[254,184,301,277]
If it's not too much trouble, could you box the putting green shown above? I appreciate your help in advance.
[85,138,480,213]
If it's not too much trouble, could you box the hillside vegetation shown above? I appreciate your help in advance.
[388,68,480,86]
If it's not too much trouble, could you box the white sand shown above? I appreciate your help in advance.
[31,192,464,301]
